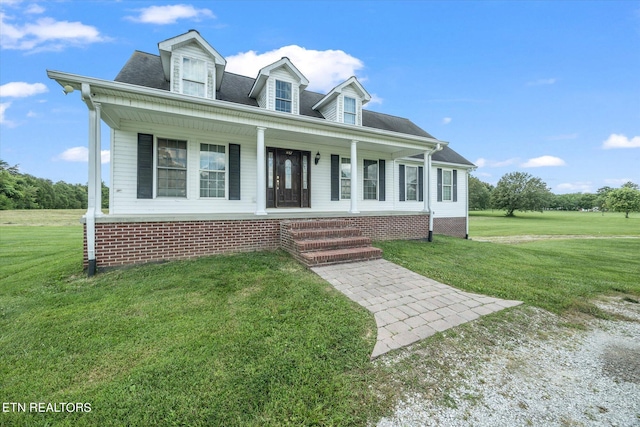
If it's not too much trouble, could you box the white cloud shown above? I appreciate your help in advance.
[526,78,557,86]
[474,157,519,168]
[555,182,592,193]
[367,94,383,106]
[0,12,107,52]
[25,4,45,14]
[126,4,215,24]
[0,102,13,126]
[521,155,566,168]
[226,45,365,93]
[442,117,452,125]
[602,133,640,149]
[54,147,110,164]
[0,82,48,98]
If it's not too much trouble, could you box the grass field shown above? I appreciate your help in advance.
[1,209,638,426]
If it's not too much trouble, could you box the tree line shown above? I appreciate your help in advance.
[470,171,640,218]
[0,160,109,210]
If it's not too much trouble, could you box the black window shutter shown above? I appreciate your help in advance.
[418,166,424,202]
[453,170,458,202]
[399,164,405,202]
[378,159,385,201]
[228,144,241,200]
[330,155,339,201]
[137,133,153,199]
[437,168,443,202]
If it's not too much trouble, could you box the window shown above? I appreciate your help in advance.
[363,159,378,200]
[200,144,226,198]
[157,138,187,197]
[275,80,292,113]
[442,169,453,201]
[182,57,206,97]
[341,157,351,199]
[406,166,418,201]
[344,96,356,124]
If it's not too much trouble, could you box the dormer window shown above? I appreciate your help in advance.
[344,97,356,124]
[312,76,371,126]
[182,57,206,97]
[275,80,292,113]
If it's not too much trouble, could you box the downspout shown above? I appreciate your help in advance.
[82,83,98,276]
[466,166,477,240]
[425,143,443,242]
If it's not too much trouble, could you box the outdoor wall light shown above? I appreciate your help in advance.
[63,85,74,95]
[315,151,321,165]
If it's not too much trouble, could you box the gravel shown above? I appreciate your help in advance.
[377,298,640,427]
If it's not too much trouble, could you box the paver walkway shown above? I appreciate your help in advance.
[312,259,522,358]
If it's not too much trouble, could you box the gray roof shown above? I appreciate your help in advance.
[115,50,474,166]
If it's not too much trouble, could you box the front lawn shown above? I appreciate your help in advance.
[0,226,382,426]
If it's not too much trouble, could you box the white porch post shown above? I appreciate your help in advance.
[255,126,267,215]
[350,140,359,213]
[94,103,102,216]
[82,83,99,275]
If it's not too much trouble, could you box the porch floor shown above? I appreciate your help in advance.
[312,259,521,359]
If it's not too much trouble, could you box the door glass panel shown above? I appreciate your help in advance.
[302,155,308,190]
[268,152,274,188]
[285,159,292,189]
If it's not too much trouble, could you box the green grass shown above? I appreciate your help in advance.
[1,225,383,426]
[470,209,640,237]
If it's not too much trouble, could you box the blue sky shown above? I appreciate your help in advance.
[1,0,639,193]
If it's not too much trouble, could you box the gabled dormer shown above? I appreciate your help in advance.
[158,30,226,100]
[248,57,309,115]
[312,76,371,126]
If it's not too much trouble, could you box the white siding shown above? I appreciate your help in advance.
[431,166,468,218]
[111,121,257,214]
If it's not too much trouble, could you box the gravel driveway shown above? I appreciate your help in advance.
[376,298,640,427]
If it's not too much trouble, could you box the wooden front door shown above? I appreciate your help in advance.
[266,148,310,208]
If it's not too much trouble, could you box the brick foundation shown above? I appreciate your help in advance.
[433,217,467,238]
[84,213,466,270]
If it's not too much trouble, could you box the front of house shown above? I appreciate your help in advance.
[48,30,474,274]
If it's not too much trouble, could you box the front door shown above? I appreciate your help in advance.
[276,149,301,207]
[266,148,310,208]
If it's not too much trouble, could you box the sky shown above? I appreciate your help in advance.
[1,0,639,193]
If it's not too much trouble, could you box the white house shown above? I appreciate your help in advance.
[47,30,474,275]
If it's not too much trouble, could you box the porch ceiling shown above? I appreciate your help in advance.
[101,101,429,157]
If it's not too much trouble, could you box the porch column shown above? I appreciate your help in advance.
[82,82,99,275]
[94,103,102,216]
[350,140,359,213]
[255,126,267,215]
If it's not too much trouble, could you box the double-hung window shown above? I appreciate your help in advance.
[363,159,378,200]
[200,144,226,198]
[182,57,206,97]
[275,80,292,113]
[157,138,187,197]
[344,96,356,124]
[442,169,453,201]
[340,158,351,199]
[406,166,418,201]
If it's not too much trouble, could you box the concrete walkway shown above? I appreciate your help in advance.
[312,259,522,358]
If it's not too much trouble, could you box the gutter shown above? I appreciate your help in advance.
[426,143,444,242]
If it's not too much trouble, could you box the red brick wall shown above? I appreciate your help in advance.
[434,217,467,238]
[85,214,466,269]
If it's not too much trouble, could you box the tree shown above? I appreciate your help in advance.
[605,186,640,218]
[468,175,492,210]
[490,171,552,216]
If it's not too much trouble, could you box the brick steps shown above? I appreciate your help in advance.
[281,220,382,267]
